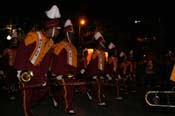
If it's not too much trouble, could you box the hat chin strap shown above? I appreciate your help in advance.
[100,42,105,49]
[51,27,55,38]
[66,32,71,43]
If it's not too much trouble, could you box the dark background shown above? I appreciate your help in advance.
[0,0,174,51]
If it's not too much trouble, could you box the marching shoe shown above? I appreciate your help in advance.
[115,96,123,100]
[67,109,76,114]
[97,102,106,106]
[9,96,16,100]
[52,98,58,107]
[87,92,92,100]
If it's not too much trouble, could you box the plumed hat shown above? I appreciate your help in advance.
[94,32,106,48]
[64,19,74,32]
[108,42,116,50]
[94,32,105,42]
[119,51,126,58]
[44,5,61,29]
[64,19,73,28]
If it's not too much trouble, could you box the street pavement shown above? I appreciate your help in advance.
[0,84,175,116]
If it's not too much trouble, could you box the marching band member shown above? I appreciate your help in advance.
[50,19,77,114]
[106,42,123,100]
[14,4,62,116]
[2,31,19,100]
[76,48,93,96]
[86,31,107,106]
[119,50,136,94]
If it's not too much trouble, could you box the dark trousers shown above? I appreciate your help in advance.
[20,85,49,116]
[51,77,75,112]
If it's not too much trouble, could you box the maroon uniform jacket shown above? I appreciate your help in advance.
[106,56,119,77]
[87,49,107,77]
[14,31,54,85]
[51,40,78,76]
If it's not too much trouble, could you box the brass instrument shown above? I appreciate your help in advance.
[49,74,87,86]
[145,90,175,108]
[67,73,74,79]
[19,81,46,89]
[20,70,34,83]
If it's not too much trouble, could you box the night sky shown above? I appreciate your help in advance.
[0,1,173,27]
[0,0,174,50]
[0,0,173,19]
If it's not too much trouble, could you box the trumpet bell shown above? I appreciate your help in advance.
[20,70,34,83]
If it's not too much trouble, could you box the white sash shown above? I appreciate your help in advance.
[99,54,103,70]
[64,42,73,65]
[30,32,42,65]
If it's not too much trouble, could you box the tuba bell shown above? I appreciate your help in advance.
[145,90,175,108]
[20,70,34,83]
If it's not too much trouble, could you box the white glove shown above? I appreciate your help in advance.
[17,70,22,81]
[99,76,104,80]
[80,69,85,74]
[41,82,47,87]
[106,74,112,80]
[117,74,122,79]
[56,75,63,80]
[92,75,97,80]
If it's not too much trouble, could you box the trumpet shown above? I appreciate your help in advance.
[20,70,34,83]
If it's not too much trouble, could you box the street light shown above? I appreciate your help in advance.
[78,18,86,43]
[80,19,85,25]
